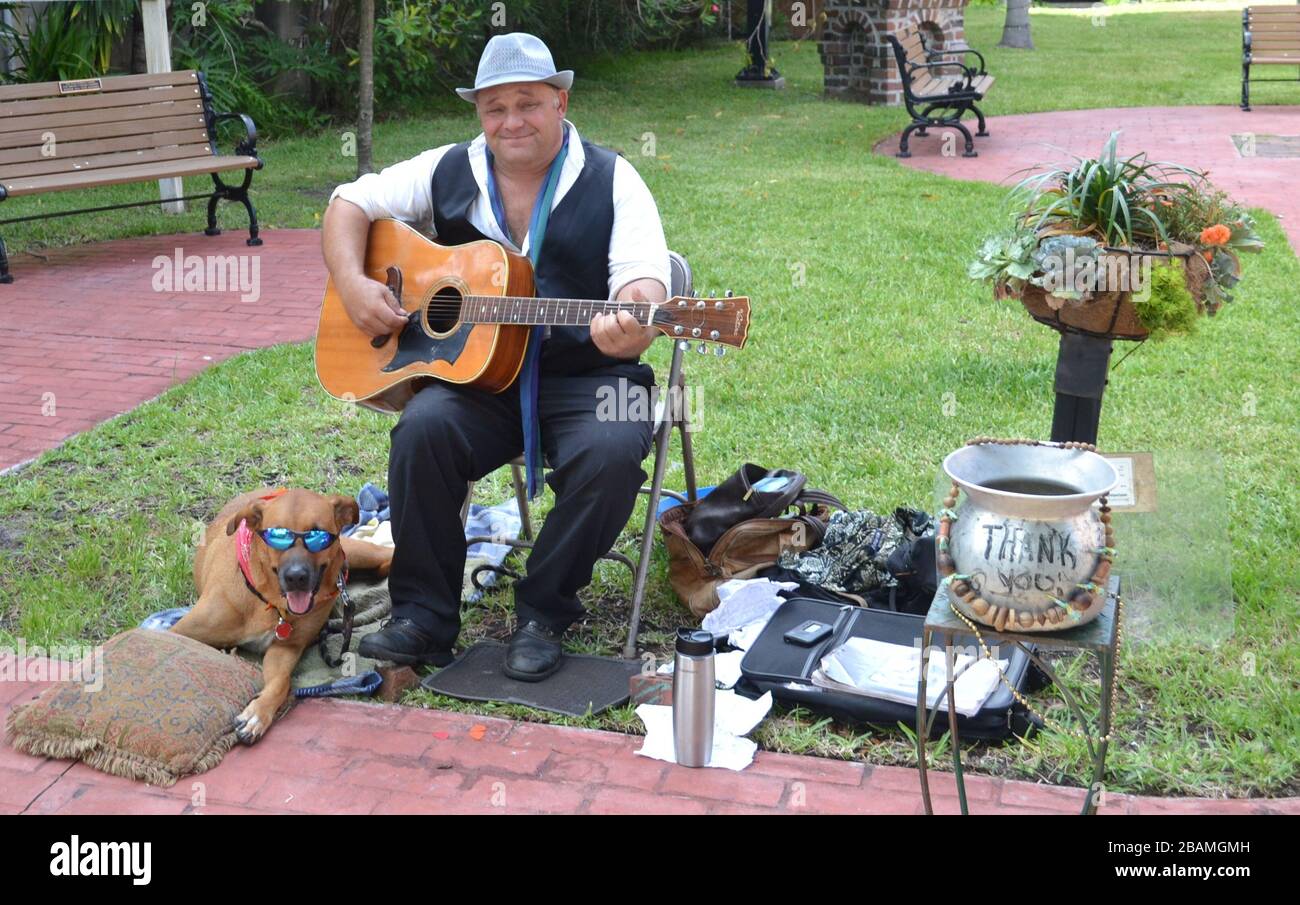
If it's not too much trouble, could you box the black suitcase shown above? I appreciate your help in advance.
[735,596,1041,741]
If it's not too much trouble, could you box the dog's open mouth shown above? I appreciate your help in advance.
[285,591,314,615]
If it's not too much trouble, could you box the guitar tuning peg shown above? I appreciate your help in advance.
[678,340,690,352]
[724,289,734,298]
[715,346,726,357]
[696,342,708,354]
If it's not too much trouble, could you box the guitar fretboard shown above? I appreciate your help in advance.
[458,295,655,327]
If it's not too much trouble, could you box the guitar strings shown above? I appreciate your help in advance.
[421,296,680,322]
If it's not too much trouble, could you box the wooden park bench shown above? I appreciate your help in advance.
[885,26,994,158]
[1242,6,1300,110]
[0,70,262,283]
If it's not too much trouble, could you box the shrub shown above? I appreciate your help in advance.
[1133,260,1199,340]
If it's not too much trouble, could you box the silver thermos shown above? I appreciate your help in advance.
[672,628,716,767]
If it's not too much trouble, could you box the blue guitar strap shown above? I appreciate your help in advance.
[484,124,571,500]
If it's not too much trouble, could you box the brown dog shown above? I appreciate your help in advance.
[171,487,393,744]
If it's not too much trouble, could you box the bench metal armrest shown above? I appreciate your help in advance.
[928,45,987,74]
[211,112,259,157]
[910,59,977,86]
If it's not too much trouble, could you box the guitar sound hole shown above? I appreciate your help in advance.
[427,286,462,334]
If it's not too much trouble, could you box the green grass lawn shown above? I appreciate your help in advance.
[2,8,1297,797]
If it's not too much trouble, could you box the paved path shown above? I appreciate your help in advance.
[0,229,323,472]
[877,105,1300,251]
[3,666,1293,814]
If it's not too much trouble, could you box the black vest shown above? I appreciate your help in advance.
[430,138,653,383]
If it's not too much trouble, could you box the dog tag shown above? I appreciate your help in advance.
[275,619,293,640]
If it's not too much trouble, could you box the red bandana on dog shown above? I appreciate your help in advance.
[235,517,257,587]
[236,514,295,640]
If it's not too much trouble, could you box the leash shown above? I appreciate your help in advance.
[318,565,356,669]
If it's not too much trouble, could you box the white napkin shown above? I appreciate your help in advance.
[634,690,773,771]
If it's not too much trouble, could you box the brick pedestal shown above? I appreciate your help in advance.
[818,0,970,105]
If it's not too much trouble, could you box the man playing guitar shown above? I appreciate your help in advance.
[321,33,671,680]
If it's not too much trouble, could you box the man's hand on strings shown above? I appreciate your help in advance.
[591,285,660,359]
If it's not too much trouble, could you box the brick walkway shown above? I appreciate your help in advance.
[0,228,324,473]
[3,666,1295,815]
[877,105,1300,252]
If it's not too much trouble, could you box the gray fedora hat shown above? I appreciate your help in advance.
[456,33,574,102]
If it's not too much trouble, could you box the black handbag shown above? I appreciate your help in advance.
[683,464,843,556]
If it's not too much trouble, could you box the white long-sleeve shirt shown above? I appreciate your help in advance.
[329,120,671,300]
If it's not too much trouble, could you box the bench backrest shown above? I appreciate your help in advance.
[0,71,215,183]
[887,28,949,98]
[1245,7,1300,58]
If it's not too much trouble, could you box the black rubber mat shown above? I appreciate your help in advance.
[419,641,642,717]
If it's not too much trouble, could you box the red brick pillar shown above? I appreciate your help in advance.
[817,0,970,106]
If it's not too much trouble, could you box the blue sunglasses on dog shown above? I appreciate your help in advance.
[259,527,338,553]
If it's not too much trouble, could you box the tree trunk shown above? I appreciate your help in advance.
[357,0,375,176]
[999,0,1034,50]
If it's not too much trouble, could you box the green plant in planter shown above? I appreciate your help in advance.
[967,229,1037,291]
[1010,131,1200,248]
[972,133,1265,342]
[1132,260,1199,340]
[1029,234,1104,303]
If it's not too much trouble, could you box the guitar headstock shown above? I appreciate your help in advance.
[652,291,750,355]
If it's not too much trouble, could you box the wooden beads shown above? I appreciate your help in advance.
[944,592,1124,745]
[1092,558,1112,585]
[993,606,1010,632]
[965,437,1098,453]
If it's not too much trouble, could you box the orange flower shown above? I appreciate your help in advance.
[1200,224,1231,246]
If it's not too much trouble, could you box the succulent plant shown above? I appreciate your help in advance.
[967,229,1038,291]
[1029,235,1104,302]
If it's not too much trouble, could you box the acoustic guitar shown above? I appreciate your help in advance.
[315,219,751,413]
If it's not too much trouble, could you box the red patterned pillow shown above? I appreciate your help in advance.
[4,628,290,786]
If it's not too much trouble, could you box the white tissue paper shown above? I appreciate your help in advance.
[635,690,773,771]
[813,637,1006,717]
[701,578,798,640]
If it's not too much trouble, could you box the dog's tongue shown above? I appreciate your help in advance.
[286,591,313,615]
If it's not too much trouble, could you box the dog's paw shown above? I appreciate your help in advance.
[233,700,272,745]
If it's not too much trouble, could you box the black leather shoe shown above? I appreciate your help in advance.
[358,617,454,667]
[503,620,564,682]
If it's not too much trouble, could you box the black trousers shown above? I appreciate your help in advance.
[385,372,654,649]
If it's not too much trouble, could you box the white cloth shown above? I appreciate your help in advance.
[329,120,670,299]
[634,691,773,771]
[347,518,393,548]
[701,578,797,640]
[726,619,770,652]
[814,637,1007,718]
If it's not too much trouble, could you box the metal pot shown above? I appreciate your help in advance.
[942,443,1117,631]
